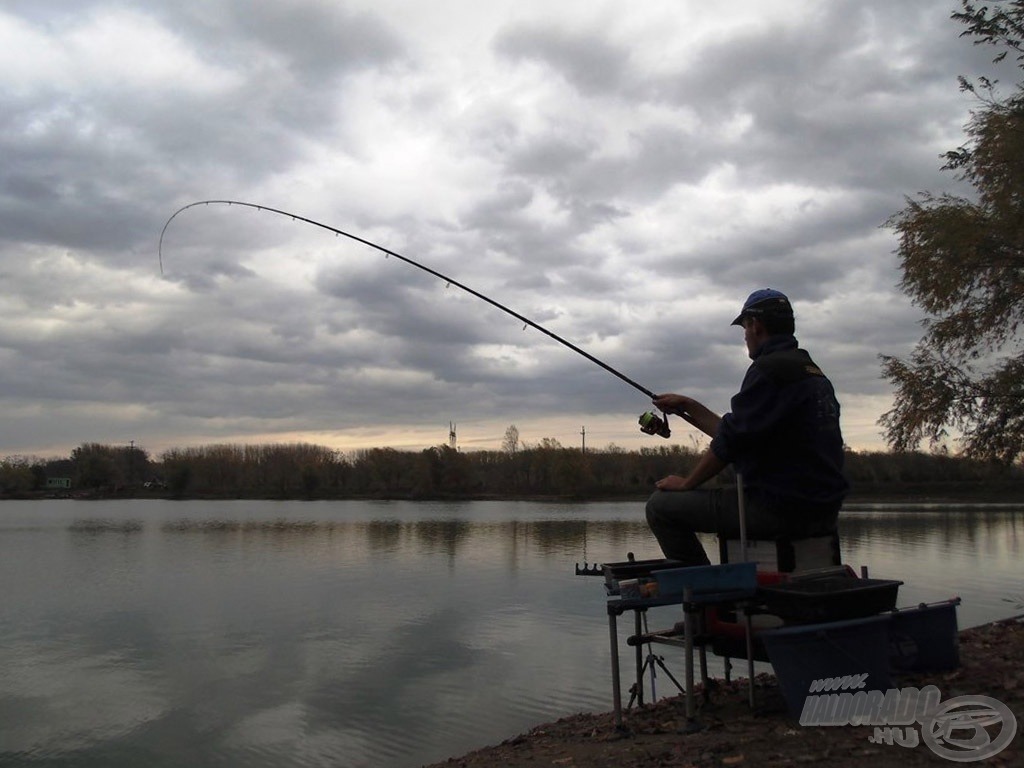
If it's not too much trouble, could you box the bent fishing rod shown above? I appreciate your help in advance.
[159,199,679,438]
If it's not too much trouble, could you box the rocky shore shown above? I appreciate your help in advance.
[423,617,1023,768]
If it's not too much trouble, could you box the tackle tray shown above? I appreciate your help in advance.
[654,561,758,599]
[756,575,903,623]
[600,558,685,595]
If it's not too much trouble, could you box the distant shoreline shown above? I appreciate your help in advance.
[6,482,1024,505]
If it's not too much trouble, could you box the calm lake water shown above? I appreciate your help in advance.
[1,499,1021,767]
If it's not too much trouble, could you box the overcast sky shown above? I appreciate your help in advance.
[0,0,1006,460]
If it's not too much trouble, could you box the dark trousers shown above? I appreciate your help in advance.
[645,487,839,566]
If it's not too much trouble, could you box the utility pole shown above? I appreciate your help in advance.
[449,422,457,450]
[580,426,586,454]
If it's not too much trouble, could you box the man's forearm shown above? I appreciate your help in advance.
[681,448,727,490]
[651,394,722,437]
[680,404,722,438]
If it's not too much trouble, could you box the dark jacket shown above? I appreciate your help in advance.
[709,335,848,514]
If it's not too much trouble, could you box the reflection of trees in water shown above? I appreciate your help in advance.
[68,519,144,534]
[145,510,1024,568]
[70,508,1023,594]
[149,516,656,564]
[160,519,326,533]
[130,511,1003,567]
[839,510,1023,558]
[159,519,347,556]
[510,519,651,565]
[412,519,473,562]
[527,520,587,554]
[402,518,654,570]
[366,520,403,553]
[587,520,650,550]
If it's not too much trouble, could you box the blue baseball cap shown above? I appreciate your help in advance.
[731,288,793,326]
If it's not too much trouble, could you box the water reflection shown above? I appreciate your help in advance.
[50,507,1024,628]
[0,500,1020,768]
[68,518,144,534]
[366,520,402,553]
[127,516,657,572]
[56,509,1024,601]
[839,508,1023,553]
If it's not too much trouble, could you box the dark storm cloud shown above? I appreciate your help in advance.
[490,0,989,207]
[167,1,404,81]
[0,1,407,265]
[642,1,993,194]
[0,0,1003,455]
[493,24,631,97]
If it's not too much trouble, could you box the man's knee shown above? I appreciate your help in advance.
[645,490,677,529]
[645,492,661,529]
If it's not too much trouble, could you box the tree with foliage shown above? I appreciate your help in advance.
[0,457,38,494]
[881,1,1024,463]
[72,443,123,489]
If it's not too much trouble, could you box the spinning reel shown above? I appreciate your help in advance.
[638,410,671,439]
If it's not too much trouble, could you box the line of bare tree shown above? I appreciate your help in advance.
[2,435,1021,500]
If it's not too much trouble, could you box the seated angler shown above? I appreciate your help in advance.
[645,289,849,566]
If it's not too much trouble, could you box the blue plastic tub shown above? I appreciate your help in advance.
[888,598,961,672]
[761,614,892,716]
[653,561,757,599]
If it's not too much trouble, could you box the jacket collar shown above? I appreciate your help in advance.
[751,334,798,360]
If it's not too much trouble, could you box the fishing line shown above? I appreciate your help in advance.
[159,199,680,436]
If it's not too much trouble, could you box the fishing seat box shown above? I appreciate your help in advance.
[719,532,841,574]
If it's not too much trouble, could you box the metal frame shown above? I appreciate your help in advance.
[605,474,758,728]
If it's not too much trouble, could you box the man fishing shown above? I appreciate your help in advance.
[645,288,848,566]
